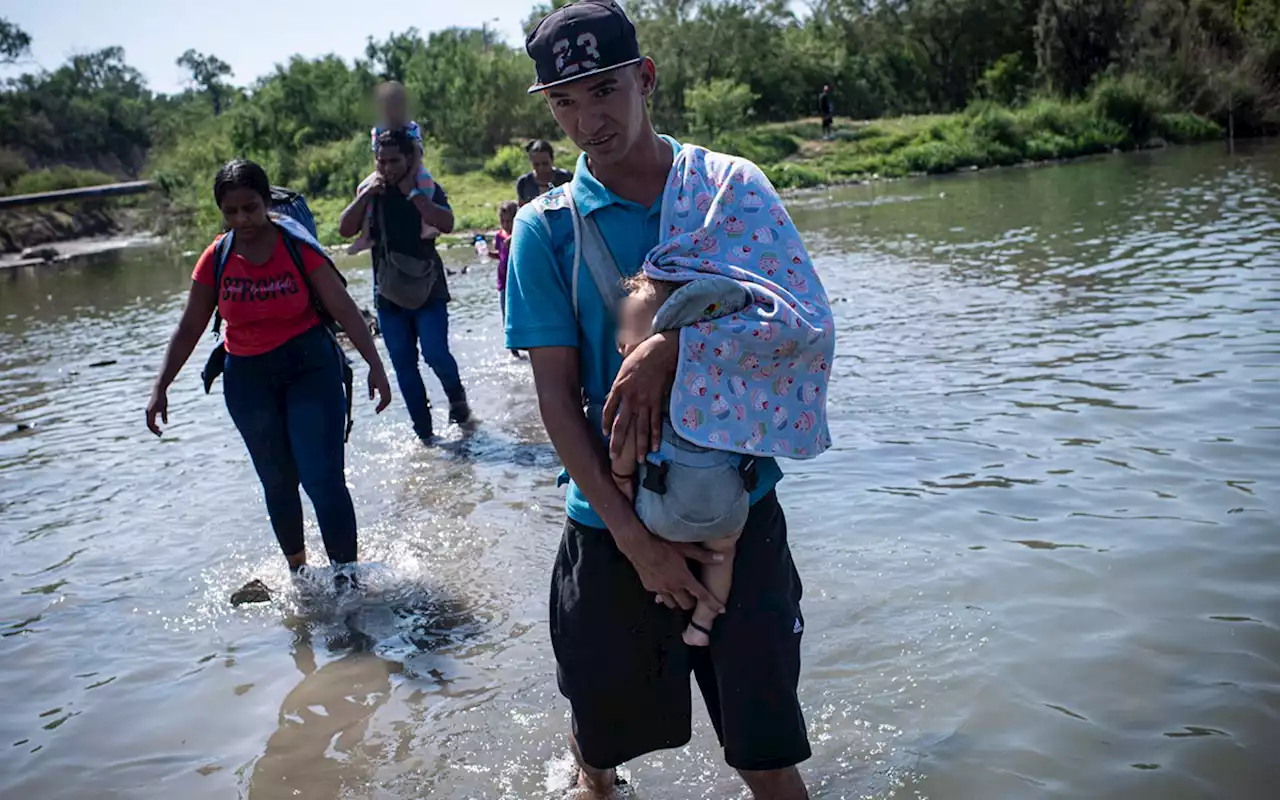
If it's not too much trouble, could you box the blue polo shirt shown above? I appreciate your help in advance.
[504,136,782,528]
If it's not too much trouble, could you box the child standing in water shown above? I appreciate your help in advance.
[492,200,519,357]
[348,81,435,255]
[610,272,757,646]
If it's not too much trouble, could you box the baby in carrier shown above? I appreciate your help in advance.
[611,272,756,647]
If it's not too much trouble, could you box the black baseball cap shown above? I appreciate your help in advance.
[525,0,642,94]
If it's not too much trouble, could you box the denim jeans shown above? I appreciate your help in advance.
[223,325,357,564]
[376,297,464,438]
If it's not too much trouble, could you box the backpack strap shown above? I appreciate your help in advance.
[564,189,625,323]
[275,220,356,443]
[210,232,236,337]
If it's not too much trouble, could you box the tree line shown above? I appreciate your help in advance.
[0,0,1276,198]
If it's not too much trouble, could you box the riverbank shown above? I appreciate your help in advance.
[748,90,1223,189]
[14,90,1228,256]
[0,204,148,255]
[297,89,1225,247]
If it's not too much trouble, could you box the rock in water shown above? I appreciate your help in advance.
[230,579,272,606]
[20,246,59,262]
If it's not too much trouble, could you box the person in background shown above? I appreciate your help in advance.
[818,84,834,139]
[491,199,519,357]
[348,81,437,255]
[506,2,811,798]
[146,159,391,577]
[338,129,471,441]
[516,139,573,206]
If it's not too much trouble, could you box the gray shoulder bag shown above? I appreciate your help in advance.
[375,197,438,310]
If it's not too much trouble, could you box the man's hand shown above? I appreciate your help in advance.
[603,330,679,462]
[365,174,387,197]
[614,520,727,613]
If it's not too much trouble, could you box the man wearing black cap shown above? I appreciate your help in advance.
[504,2,811,798]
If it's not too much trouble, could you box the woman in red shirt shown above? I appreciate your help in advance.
[146,160,391,576]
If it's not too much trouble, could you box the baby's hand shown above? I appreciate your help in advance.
[611,456,636,502]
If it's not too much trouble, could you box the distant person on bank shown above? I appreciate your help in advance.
[818,84,834,139]
[506,2,821,798]
[146,159,392,574]
[516,139,573,207]
[339,129,471,441]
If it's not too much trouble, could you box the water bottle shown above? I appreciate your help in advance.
[474,234,489,261]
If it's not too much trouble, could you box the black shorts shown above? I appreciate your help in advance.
[549,490,810,772]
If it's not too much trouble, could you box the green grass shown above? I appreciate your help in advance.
[149,90,1221,245]
[731,87,1222,189]
[2,166,119,197]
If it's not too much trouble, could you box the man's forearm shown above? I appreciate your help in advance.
[539,390,645,538]
[339,191,372,238]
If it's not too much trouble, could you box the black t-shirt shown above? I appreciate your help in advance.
[818,91,833,118]
[371,184,450,304]
[516,167,574,205]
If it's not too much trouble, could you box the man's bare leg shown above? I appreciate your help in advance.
[570,730,619,798]
[683,532,741,646]
[739,766,809,800]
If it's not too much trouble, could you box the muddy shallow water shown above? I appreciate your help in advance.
[2,141,1278,799]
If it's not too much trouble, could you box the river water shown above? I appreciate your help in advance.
[2,142,1278,799]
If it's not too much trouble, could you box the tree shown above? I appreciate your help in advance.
[523,0,575,34]
[0,17,31,65]
[0,46,152,174]
[365,29,422,83]
[177,49,234,115]
[685,77,757,141]
[1036,0,1134,96]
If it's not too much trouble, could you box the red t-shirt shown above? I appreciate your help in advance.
[192,233,325,356]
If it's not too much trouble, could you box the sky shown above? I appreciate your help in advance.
[0,0,541,94]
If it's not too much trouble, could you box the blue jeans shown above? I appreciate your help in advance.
[223,325,357,564]
[377,297,463,438]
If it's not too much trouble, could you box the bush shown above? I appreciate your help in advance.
[1155,112,1221,144]
[823,153,891,177]
[775,120,824,140]
[761,162,825,189]
[483,144,529,181]
[1089,75,1170,145]
[978,53,1032,106]
[1073,119,1128,154]
[966,102,1024,149]
[714,130,800,165]
[295,133,368,197]
[892,140,977,174]
[1020,98,1094,138]
[685,78,758,141]
[1023,132,1074,160]
[7,166,117,196]
[0,148,27,191]
[844,129,914,155]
